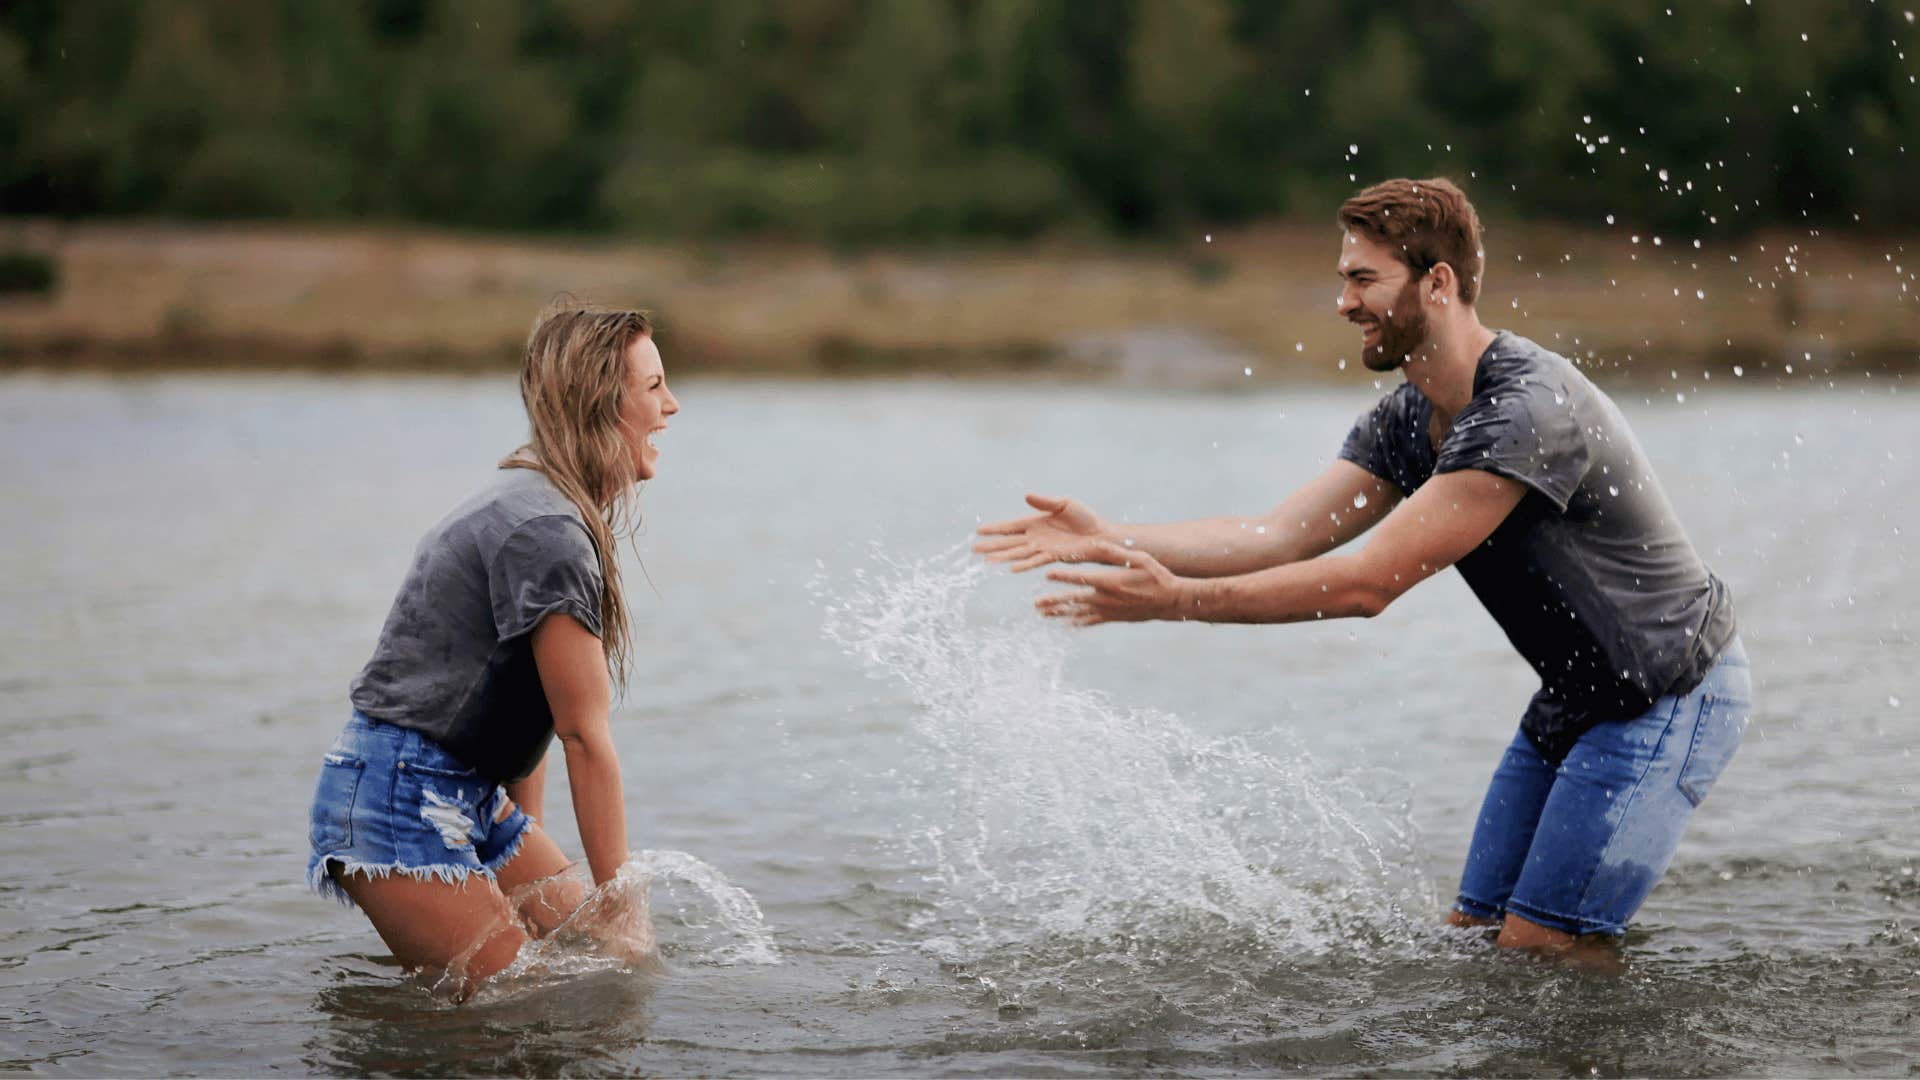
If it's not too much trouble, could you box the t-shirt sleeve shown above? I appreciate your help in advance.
[1432,381,1590,511]
[1338,396,1401,486]
[489,515,604,642]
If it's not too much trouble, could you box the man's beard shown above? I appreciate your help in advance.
[1360,277,1429,372]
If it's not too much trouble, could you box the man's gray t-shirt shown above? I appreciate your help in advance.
[350,467,604,782]
[1339,331,1736,761]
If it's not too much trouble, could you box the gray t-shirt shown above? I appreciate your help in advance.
[1339,331,1736,760]
[350,467,604,782]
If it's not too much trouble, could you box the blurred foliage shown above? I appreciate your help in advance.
[1,0,1913,240]
[0,249,56,294]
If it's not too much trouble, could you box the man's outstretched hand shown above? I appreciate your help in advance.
[973,493,1110,572]
[1035,541,1188,626]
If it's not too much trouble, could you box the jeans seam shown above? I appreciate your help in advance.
[1677,694,1714,806]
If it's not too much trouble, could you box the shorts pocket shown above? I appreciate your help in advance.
[1677,693,1747,806]
[404,761,478,780]
[309,755,366,851]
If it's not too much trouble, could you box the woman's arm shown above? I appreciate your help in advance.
[504,754,547,822]
[531,612,628,886]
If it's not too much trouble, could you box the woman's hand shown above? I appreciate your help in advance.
[973,493,1112,572]
[1035,541,1190,626]
[562,870,661,970]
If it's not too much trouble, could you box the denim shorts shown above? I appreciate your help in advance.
[1454,638,1752,937]
[306,712,532,908]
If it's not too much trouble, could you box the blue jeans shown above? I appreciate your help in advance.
[1455,639,1751,937]
[306,712,532,908]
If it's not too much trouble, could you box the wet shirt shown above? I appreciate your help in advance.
[1339,331,1736,760]
[350,467,604,782]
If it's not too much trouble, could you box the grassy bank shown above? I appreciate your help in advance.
[1,220,1915,383]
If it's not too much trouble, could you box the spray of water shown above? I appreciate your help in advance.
[447,848,780,1005]
[823,546,1433,962]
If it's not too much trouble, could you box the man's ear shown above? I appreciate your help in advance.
[1426,261,1461,305]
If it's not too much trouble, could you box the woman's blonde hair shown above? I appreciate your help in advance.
[501,302,653,686]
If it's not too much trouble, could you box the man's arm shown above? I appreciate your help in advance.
[976,461,1399,578]
[533,612,629,886]
[1037,469,1525,625]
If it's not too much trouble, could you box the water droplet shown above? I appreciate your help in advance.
[1205,233,1213,243]
[1338,358,1347,370]
[1243,366,1253,377]
[1892,695,1904,708]
[1348,143,1359,154]
[1606,214,1616,225]
[1352,493,1369,509]
[1793,433,1805,445]
[1608,485,1621,496]
[1696,289,1706,299]
[1733,365,1745,377]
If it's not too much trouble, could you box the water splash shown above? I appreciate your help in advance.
[450,848,780,1005]
[822,547,1432,962]
[640,849,783,966]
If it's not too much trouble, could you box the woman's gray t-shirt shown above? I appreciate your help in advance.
[350,467,604,782]
[1339,331,1737,761]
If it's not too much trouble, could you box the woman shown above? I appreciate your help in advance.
[307,305,677,995]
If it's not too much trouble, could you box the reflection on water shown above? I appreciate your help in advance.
[0,374,1914,1075]
[309,967,657,1076]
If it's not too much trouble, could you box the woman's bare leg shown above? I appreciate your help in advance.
[491,814,584,939]
[334,867,527,998]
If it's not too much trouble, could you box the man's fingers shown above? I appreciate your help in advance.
[1025,493,1067,513]
[1033,592,1107,627]
[977,514,1046,536]
[1044,567,1108,588]
[972,535,1024,554]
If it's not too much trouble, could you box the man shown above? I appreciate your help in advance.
[974,177,1749,963]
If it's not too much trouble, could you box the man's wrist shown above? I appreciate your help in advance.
[1171,576,1211,621]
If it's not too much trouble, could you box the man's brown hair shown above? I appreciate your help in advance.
[1337,177,1484,305]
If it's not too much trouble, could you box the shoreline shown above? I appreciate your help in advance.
[2,219,1915,384]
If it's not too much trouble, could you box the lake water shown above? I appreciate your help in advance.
[1,371,1914,1076]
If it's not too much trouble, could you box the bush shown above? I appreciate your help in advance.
[602,152,1081,243]
[0,250,57,295]
[168,130,352,219]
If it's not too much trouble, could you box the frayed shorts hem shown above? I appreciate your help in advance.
[307,819,531,910]
[306,713,534,911]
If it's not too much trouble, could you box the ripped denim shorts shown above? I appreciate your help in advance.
[306,711,531,907]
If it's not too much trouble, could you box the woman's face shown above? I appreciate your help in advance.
[618,332,678,482]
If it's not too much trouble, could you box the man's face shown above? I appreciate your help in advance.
[1335,231,1430,372]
